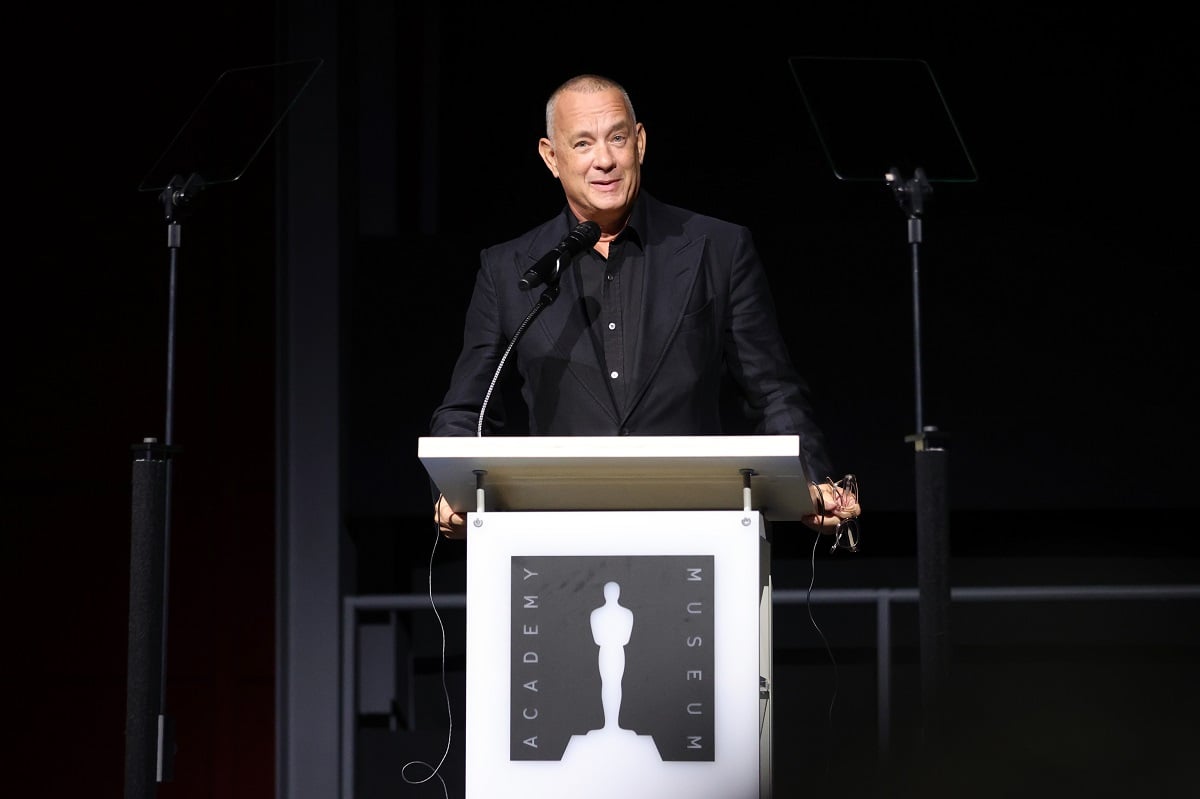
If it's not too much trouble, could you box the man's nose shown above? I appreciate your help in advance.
[593,144,616,168]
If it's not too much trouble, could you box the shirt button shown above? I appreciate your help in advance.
[606,274,614,281]
[607,322,616,330]
[610,371,619,379]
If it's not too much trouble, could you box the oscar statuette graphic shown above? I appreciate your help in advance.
[559,581,662,764]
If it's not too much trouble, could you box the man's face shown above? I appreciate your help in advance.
[539,87,646,228]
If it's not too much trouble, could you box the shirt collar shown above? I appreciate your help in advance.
[563,195,648,252]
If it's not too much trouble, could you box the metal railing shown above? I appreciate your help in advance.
[771,584,1200,761]
[342,583,1200,797]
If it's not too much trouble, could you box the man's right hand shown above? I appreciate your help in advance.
[434,494,467,539]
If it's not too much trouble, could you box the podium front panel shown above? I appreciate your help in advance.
[465,510,766,799]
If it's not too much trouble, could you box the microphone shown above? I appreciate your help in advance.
[518,220,601,290]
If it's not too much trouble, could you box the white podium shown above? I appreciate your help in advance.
[418,435,814,799]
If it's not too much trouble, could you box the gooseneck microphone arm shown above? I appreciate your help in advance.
[476,282,560,437]
[476,220,602,435]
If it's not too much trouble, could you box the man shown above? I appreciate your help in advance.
[430,74,858,538]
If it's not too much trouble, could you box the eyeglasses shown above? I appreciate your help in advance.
[823,474,860,554]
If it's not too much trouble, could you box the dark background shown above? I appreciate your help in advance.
[5,3,1197,798]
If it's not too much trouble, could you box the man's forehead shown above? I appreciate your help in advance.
[558,92,631,131]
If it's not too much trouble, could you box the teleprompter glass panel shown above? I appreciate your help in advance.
[139,58,322,192]
[788,56,977,184]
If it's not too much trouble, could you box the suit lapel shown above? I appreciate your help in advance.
[624,225,705,422]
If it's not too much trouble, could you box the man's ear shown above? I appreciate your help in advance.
[538,137,559,178]
[636,123,647,165]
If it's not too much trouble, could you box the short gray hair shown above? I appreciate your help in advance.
[544,74,636,141]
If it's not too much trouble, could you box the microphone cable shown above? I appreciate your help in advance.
[399,521,454,799]
[806,527,841,785]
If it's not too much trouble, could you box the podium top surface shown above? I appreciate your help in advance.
[418,435,815,520]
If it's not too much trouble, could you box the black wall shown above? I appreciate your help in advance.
[5,3,1197,798]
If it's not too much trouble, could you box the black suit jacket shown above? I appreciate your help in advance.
[430,192,834,483]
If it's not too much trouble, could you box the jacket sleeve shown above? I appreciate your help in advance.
[722,225,836,484]
[428,249,511,438]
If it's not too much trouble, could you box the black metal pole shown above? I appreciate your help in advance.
[915,445,950,738]
[889,167,952,749]
[125,181,194,798]
[125,440,168,799]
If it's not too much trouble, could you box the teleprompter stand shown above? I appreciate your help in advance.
[788,55,978,756]
[419,434,816,799]
[125,58,320,799]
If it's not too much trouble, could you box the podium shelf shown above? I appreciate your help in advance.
[418,435,815,521]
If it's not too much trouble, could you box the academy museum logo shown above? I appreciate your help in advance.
[510,555,716,762]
